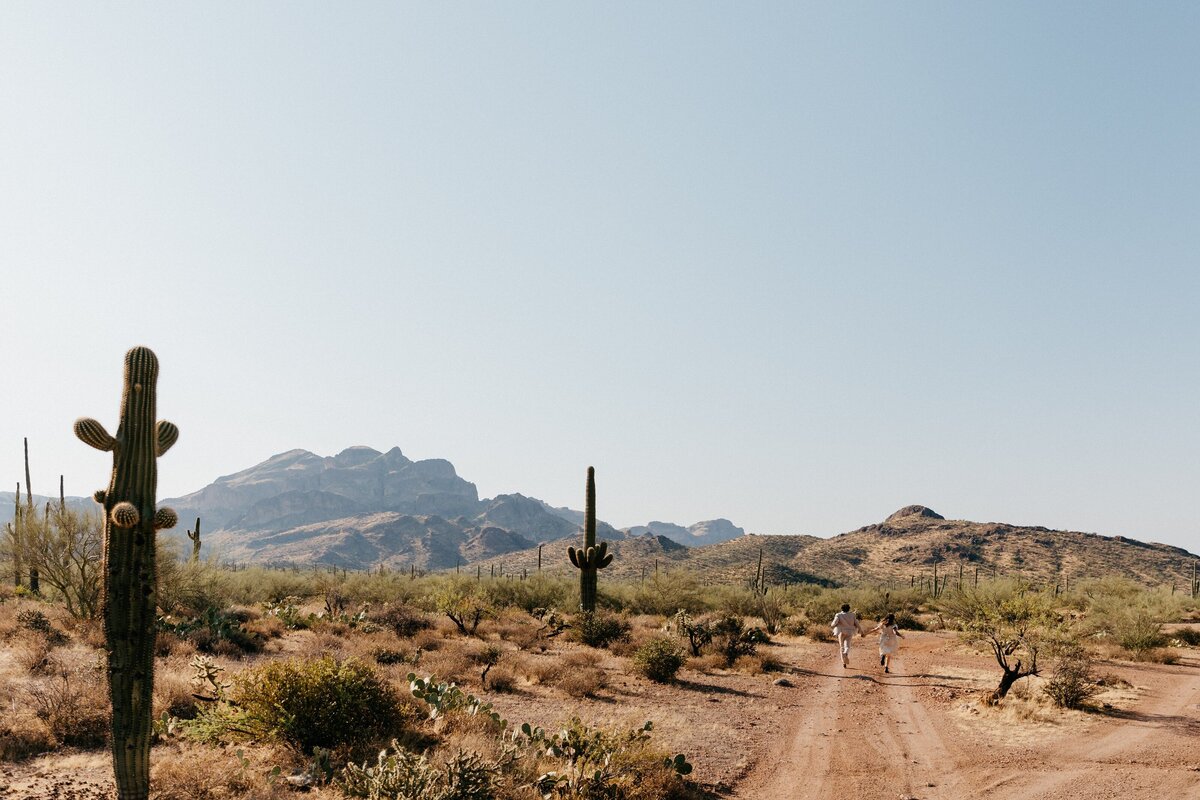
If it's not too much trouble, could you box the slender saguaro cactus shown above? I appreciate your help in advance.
[23,438,39,593]
[186,517,201,563]
[75,346,179,800]
[567,466,612,612]
[10,484,21,588]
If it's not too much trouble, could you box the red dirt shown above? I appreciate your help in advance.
[732,631,1200,800]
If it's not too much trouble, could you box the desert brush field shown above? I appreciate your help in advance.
[2,558,1199,800]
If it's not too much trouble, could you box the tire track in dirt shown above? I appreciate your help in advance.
[980,653,1200,799]
[733,634,971,800]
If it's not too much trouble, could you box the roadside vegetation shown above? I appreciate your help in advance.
[2,514,1198,797]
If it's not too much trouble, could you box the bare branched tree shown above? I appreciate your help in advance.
[17,505,103,618]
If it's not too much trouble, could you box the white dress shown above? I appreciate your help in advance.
[878,624,900,656]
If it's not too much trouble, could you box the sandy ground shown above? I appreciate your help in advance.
[732,631,1200,800]
[4,631,1200,798]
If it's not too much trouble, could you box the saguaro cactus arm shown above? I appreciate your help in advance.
[75,418,116,452]
[155,421,179,456]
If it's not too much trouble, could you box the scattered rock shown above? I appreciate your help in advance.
[773,678,794,687]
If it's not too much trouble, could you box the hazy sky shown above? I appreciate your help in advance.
[2,3,1197,552]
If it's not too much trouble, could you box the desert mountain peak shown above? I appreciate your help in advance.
[885,505,944,522]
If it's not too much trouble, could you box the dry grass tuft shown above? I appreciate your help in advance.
[0,708,55,760]
[150,741,295,800]
[556,665,609,698]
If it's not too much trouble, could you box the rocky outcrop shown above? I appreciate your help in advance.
[164,446,480,529]
[885,505,944,523]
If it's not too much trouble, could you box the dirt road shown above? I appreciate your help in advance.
[734,633,1200,800]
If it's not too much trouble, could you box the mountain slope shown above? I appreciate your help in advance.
[470,505,1198,589]
[158,447,733,570]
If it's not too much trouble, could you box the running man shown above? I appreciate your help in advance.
[830,603,864,668]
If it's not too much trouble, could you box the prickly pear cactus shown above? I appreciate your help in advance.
[567,466,612,612]
[75,346,178,800]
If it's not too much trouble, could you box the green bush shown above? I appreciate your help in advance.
[1114,609,1166,657]
[633,638,686,683]
[1043,645,1099,709]
[233,657,407,753]
[572,611,631,649]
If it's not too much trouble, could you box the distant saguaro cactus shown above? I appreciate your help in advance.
[75,346,179,800]
[567,466,612,612]
[187,517,201,563]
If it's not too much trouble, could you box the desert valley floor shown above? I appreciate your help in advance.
[4,628,1199,800]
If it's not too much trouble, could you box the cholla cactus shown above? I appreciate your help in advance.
[75,346,178,800]
[567,467,612,612]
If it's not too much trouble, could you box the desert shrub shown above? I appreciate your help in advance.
[1113,609,1166,657]
[373,647,418,666]
[340,742,501,800]
[12,630,56,673]
[160,607,263,655]
[572,611,630,649]
[670,610,714,656]
[369,603,432,639]
[25,667,109,747]
[1171,627,1200,647]
[0,709,55,760]
[1043,644,1099,709]
[481,574,573,614]
[156,553,233,616]
[620,573,706,616]
[224,568,317,606]
[754,593,788,634]
[486,666,518,693]
[780,615,808,637]
[474,644,504,687]
[16,608,53,633]
[150,741,292,800]
[557,666,609,698]
[807,625,833,642]
[232,656,407,753]
[712,616,766,666]
[632,638,685,683]
[521,656,564,686]
[155,670,201,720]
[435,581,492,636]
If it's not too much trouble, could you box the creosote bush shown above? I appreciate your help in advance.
[369,603,432,639]
[232,656,409,753]
[572,611,631,649]
[633,637,686,683]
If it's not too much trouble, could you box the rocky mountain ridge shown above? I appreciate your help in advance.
[160,446,747,569]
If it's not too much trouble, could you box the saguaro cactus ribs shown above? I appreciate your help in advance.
[75,346,179,800]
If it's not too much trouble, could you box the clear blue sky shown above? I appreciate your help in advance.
[2,3,1197,553]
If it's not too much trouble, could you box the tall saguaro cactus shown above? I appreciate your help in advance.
[75,346,179,800]
[567,466,612,612]
[186,517,202,563]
